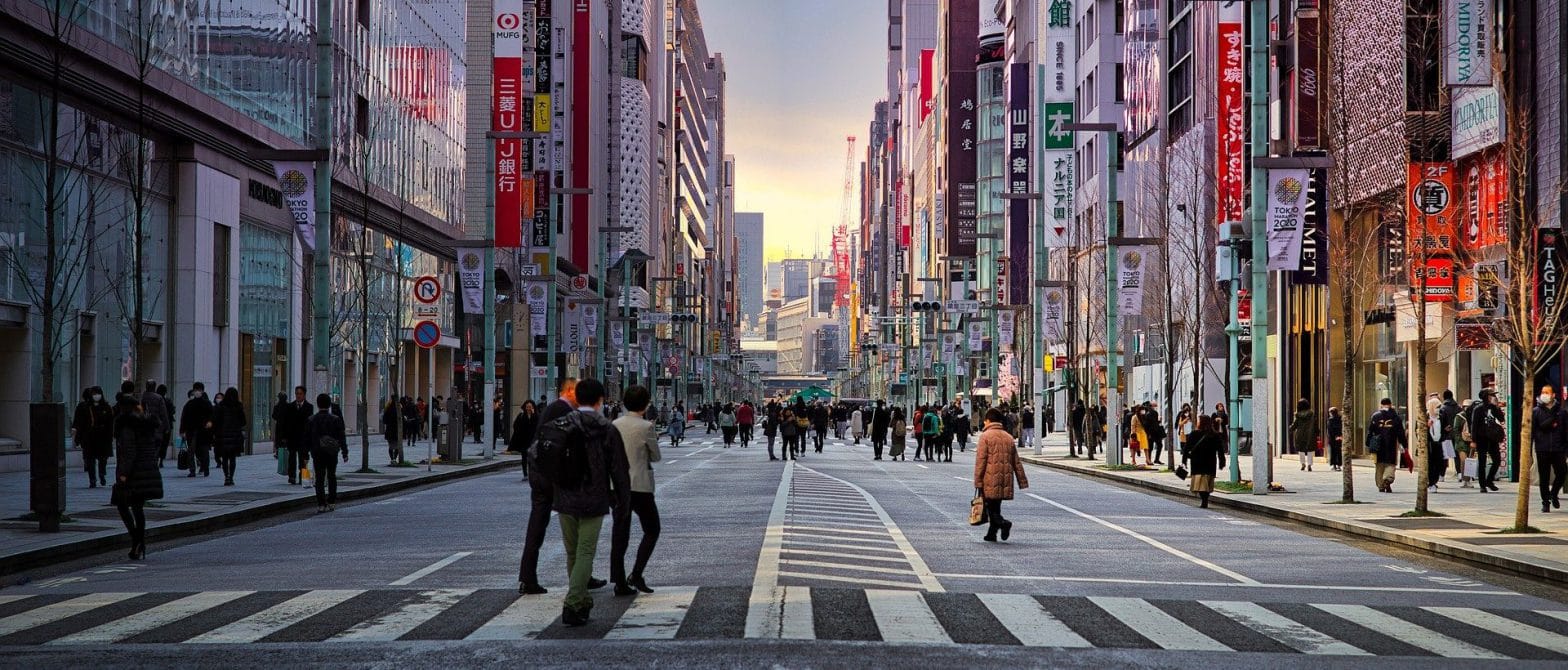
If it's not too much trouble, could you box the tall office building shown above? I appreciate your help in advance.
[735,213,765,330]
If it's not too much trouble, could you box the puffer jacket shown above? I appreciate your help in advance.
[552,411,632,517]
[973,422,1029,500]
[1289,409,1318,453]
[113,404,164,503]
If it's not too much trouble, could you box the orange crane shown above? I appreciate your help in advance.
[833,136,856,309]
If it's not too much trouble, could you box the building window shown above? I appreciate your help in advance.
[355,95,369,138]
[1115,0,1125,34]
[1115,63,1125,103]
[357,0,370,28]
[213,224,231,328]
[621,35,648,79]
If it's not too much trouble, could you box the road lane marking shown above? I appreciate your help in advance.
[776,571,922,589]
[1427,607,1568,655]
[744,460,795,638]
[927,572,1514,594]
[795,465,943,592]
[977,593,1091,648]
[783,517,888,530]
[1089,597,1230,651]
[1312,604,1506,659]
[1026,493,1259,585]
[604,586,698,640]
[783,531,900,545]
[1543,610,1568,624]
[48,591,252,645]
[781,559,921,576]
[1204,600,1369,655]
[0,595,32,606]
[784,525,897,537]
[329,589,473,642]
[187,590,364,643]
[464,594,560,640]
[0,592,142,637]
[783,539,908,554]
[865,589,950,643]
[780,549,911,564]
[917,464,929,469]
[389,551,473,586]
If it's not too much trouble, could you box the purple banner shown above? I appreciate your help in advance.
[1007,62,1031,305]
[945,0,979,258]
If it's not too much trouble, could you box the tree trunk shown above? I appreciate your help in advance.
[1514,399,1535,530]
[1337,217,1357,503]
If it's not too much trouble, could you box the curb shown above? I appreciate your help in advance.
[2,458,519,577]
[1021,455,1568,585]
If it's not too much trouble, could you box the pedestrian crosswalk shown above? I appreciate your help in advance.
[776,466,943,592]
[1,586,1565,658]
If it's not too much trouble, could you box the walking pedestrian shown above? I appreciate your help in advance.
[1144,402,1168,466]
[780,407,800,459]
[737,400,756,448]
[1185,415,1227,508]
[718,403,738,447]
[1126,405,1146,467]
[1532,386,1567,513]
[811,403,829,452]
[520,379,603,596]
[1453,399,1474,487]
[381,399,404,465]
[281,386,314,485]
[870,400,890,460]
[889,407,907,460]
[72,387,113,488]
[402,397,421,451]
[540,379,629,626]
[1020,404,1036,451]
[764,403,780,461]
[211,388,246,486]
[111,390,162,560]
[921,405,941,462]
[974,408,1029,542]
[157,384,175,467]
[1290,398,1318,472]
[179,383,214,478]
[1468,390,1505,492]
[509,400,538,476]
[913,406,926,461]
[1327,407,1344,471]
[1435,390,1462,486]
[611,385,661,596]
[1367,398,1408,493]
[417,397,429,440]
[1174,404,1195,464]
[1069,400,1086,457]
[850,406,865,445]
[668,401,686,446]
[140,381,169,470]
[953,405,972,455]
[304,393,348,512]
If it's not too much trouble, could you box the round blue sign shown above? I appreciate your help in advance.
[414,320,441,349]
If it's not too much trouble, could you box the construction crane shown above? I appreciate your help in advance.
[832,136,856,309]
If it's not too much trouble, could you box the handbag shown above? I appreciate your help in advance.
[110,480,128,506]
[1400,449,1415,472]
[969,489,988,526]
[1175,464,1189,480]
[176,448,192,471]
[1462,456,1479,479]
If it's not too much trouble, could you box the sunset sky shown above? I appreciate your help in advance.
[699,1,885,263]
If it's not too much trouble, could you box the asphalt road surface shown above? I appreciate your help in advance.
[4,429,1568,669]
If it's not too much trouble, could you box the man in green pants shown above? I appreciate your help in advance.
[548,378,630,626]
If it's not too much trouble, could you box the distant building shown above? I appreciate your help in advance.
[735,213,765,330]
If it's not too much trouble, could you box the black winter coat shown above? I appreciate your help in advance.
[509,410,537,452]
[550,411,631,518]
[73,400,115,459]
[181,394,215,446]
[1532,403,1567,454]
[113,409,163,503]
[1185,430,1227,477]
[211,402,248,458]
[1366,408,1407,464]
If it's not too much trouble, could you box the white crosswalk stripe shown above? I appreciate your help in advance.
[0,586,1560,658]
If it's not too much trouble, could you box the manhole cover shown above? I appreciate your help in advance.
[1456,535,1568,546]
[1361,517,1491,530]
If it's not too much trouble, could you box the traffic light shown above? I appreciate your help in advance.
[672,313,698,324]
[909,301,943,312]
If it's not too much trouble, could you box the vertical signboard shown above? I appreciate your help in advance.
[1292,169,1329,285]
[919,49,936,123]
[570,0,591,269]
[1007,62,1031,305]
[1444,0,1493,86]
[1264,169,1310,271]
[1293,10,1322,151]
[1539,228,1566,322]
[1041,0,1074,248]
[1408,162,1460,301]
[1451,85,1503,159]
[493,0,525,248]
[946,0,979,259]
[1216,1,1246,226]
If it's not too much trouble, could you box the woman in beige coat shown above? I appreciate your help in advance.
[973,408,1029,542]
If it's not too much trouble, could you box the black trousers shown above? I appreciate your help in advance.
[189,441,211,475]
[312,451,339,505]
[872,437,885,459]
[83,455,107,485]
[117,502,145,548]
[610,491,661,584]
[287,449,310,482]
[519,473,554,586]
[813,428,826,451]
[984,498,1007,538]
[740,424,753,444]
[1538,451,1568,504]
[1474,442,1502,488]
[217,454,237,481]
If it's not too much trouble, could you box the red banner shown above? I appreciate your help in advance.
[919,49,935,123]
[1216,7,1245,225]
[1408,162,1459,301]
[493,2,526,248]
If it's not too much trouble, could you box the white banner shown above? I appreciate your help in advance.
[1116,246,1151,316]
[563,300,583,353]
[274,162,316,251]
[582,303,600,348]
[1042,288,1066,343]
[997,310,1016,349]
[1444,0,1493,86]
[941,333,959,362]
[526,283,548,337]
[967,321,984,351]
[457,249,485,314]
[1265,169,1311,270]
[1452,84,1503,159]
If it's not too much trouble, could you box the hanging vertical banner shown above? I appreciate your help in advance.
[493,0,526,248]
[1292,169,1330,285]
[1293,10,1322,150]
[582,303,600,348]
[526,283,548,336]
[1538,228,1566,321]
[457,249,485,314]
[1117,246,1151,316]
[1444,0,1493,86]
[1041,1,1075,248]
[1216,1,1246,226]
[1408,162,1460,301]
[563,300,583,353]
[941,333,959,361]
[997,310,1016,349]
[1265,169,1311,271]
[1042,288,1066,343]
[1007,62,1032,305]
[967,321,984,351]
[274,162,316,251]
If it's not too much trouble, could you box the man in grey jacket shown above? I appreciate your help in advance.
[610,385,662,596]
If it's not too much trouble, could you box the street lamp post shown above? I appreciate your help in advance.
[1064,122,1123,466]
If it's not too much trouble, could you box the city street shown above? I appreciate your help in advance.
[3,431,1567,667]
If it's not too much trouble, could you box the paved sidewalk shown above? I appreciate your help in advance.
[1021,433,1568,583]
[1,435,519,576]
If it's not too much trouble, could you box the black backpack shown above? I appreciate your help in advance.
[531,412,590,489]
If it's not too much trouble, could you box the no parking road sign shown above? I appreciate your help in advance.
[414,320,441,349]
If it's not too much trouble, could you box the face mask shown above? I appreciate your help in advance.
[91,394,102,402]
[1542,395,1555,405]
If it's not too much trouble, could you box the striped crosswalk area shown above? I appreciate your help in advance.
[778,467,940,591]
[1,586,1566,656]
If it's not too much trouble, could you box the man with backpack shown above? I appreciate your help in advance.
[520,378,589,596]
[1468,389,1506,492]
[922,405,942,462]
[531,379,630,626]
[304,393,348,513]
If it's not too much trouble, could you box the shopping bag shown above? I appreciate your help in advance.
[969,490,988,526]
[300,466,312,482]
[1463,456,1479,479]
[1400,449,1414,472]
[276,448,289,476]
